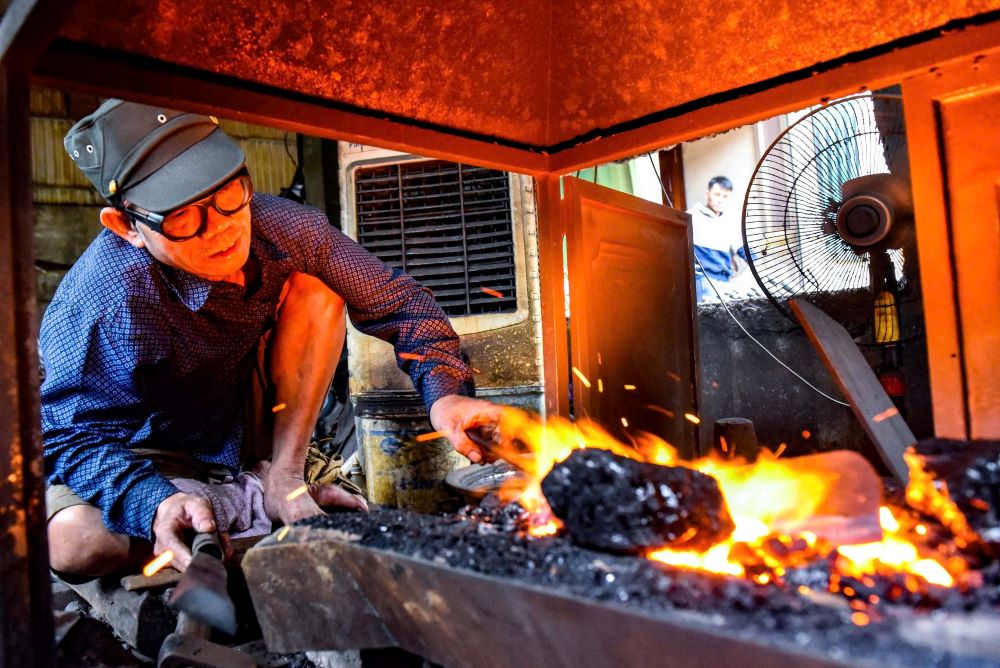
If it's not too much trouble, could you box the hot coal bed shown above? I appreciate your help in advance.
[244,440,1000,668]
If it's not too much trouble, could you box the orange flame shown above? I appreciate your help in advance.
[490,407,963,590]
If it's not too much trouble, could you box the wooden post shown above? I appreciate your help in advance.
[535,175,569,418]
[0,64,53,668]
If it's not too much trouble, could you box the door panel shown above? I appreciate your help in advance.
[564,177,700,457]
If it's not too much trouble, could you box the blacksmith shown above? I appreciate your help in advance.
[42,99,500,577]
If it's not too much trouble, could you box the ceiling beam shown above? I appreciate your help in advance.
[547,17,1000,175]
[32,39,552,176]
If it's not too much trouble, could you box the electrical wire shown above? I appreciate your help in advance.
[647,151,849,407]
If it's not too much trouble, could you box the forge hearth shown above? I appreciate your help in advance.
[243,507,1000,668]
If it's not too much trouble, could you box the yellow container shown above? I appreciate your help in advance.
[356,401,467,512]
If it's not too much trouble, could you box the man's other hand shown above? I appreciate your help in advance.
[263,472,368,527]
[151,492,216,572]
[429,394,504,463]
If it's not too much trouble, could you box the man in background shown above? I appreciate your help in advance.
[688,175,749,302]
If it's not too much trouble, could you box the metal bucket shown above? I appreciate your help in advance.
[355,392,466,512]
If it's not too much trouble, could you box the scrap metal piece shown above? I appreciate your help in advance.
[167,533,237,635]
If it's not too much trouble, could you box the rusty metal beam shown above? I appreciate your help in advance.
[0,64,53,668]
[31,39,552,177]
[547,18,1000,175]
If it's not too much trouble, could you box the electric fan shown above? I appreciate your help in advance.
[742,94,916,342]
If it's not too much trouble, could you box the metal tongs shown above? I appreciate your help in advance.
[464,423,533,470]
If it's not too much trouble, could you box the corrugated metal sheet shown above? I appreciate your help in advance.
[29,88,66,116]
[239,138,296,198]
[31,116,103,205]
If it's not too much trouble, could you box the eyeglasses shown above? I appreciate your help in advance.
[123,174,253,241]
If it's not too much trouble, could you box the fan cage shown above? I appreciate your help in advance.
[742,94,913,336]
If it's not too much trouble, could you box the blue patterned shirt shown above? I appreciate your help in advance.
[40,194,474,539]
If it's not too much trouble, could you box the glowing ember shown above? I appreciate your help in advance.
[143,550,173,577]
[623,384,636,391]
[879,506,900,533]
[851,611,871,626]
[598,379,604,393]
[481,287,504,299]
[620,417,629,428]
[837,506,955,587]
[286,484,309,501]
[529,520,561,537]
[802,430,811,439]
[684,413,700,425]
[271,402,287,413]
[399,352,425,361]
[572,367,592,388]
[773,443,787,458]
[416,431,444,442]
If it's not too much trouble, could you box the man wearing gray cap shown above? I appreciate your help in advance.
[42,99,500,576]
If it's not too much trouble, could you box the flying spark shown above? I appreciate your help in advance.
[873,407,899,422]
[572,367,592,388]
[481,287,504,299]
[684,413,700,425]
[276,526,290,541]
[286,484,309,501]
[399,352,425,361]
[416,431,444,442]
[271,403,287,413]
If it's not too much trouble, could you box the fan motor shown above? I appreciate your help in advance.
[836,194,893,248]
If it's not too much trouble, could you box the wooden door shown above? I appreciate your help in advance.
[563,177,700,457]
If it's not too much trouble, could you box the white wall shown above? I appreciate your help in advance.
[681,125,759,226]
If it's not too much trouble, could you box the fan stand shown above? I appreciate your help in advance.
[869,249,906,415]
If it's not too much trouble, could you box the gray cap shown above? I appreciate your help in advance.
[64,99,245,212]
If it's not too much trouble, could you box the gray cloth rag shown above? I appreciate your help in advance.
[171,464,273,539]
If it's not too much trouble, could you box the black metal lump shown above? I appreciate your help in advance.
[540,448,735,554]
[905,439,1000,558]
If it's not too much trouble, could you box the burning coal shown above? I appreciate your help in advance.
[541,448,735,554]
[484,408,973,598]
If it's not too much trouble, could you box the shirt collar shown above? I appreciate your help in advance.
[696,202,722,218]
[155,263,213,311]
[153,225,289,312]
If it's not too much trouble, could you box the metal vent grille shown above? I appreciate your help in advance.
[354,160,517,317]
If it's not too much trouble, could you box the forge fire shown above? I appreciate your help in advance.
[291,409,1000,666]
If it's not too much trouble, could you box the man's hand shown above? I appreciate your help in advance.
[263,470,368,527]
[429,394,504,463]
[151,492,216,572]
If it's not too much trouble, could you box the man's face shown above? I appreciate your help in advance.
[705,184,733,215]
[133,193,252,282]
